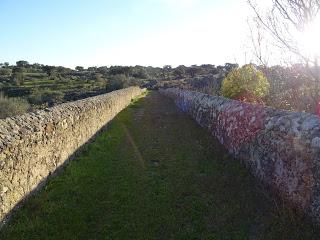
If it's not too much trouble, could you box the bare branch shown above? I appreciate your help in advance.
[247,0,320,65]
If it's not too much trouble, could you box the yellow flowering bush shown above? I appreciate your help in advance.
[221,64,270,103]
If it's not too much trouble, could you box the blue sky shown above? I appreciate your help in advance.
[0,0,250,68]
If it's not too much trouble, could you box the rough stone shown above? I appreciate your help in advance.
[0,87,145,223]
[160,88,320,224]
[311,137,320,148]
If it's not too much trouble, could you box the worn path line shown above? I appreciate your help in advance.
[122,123,146,169]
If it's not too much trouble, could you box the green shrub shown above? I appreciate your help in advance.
[0,94,30,119]
[221,64,269,103]
[28,89,64,106]
[108,74,129,91]
[0,68,11,76]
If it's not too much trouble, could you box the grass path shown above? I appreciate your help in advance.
[1,91,319,239]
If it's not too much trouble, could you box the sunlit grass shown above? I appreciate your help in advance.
[0,93,30,119]
[1,91,319,239]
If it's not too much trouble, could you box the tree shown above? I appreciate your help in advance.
[0,68,11,76]
[97,66,109,75]
[221,64,270,103]
[248,0,320,111]
[87,66,98,72]
[132,66,149,79]
[162,65,172,80]
[173,65,186,79]
[42,65,57,78]
[16,60,29,68]
[186,65,199,78]
[224,63,239,73]
[56,66,71,75]
[75,66,84,72]
[248,0,320,64]
[108,74,129,91]
[261,64,317,112]
[31,63,42,70]
[199,64,219,75]
[109,66,132,77]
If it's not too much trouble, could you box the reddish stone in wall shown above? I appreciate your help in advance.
[215,103,266,152]
[161,88,320,224]
[317,100,320,117]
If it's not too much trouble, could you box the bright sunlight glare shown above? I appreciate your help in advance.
[299,15,320,58]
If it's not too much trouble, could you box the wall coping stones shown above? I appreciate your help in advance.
[160,88,320,223]
[0,87,146,225]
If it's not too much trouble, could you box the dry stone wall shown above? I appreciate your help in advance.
[0,87,145,223]
[161,88,320,223]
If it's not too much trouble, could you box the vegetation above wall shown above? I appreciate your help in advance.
[1,60,319,118]
[0,61,237,118]
[221,64,270,103]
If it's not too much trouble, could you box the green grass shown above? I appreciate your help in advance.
[23,79,54,85]
[1,91,319,239]
[23,78,95,90]
[7,76,102,97]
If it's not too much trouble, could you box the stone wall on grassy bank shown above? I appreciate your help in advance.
[0,87,145,223]
[160,88,320,223]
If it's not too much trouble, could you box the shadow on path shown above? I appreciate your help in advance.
[1,91,319,239]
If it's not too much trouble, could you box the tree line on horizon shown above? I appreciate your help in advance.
[0,61,238,118]
[1,58,320,119]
